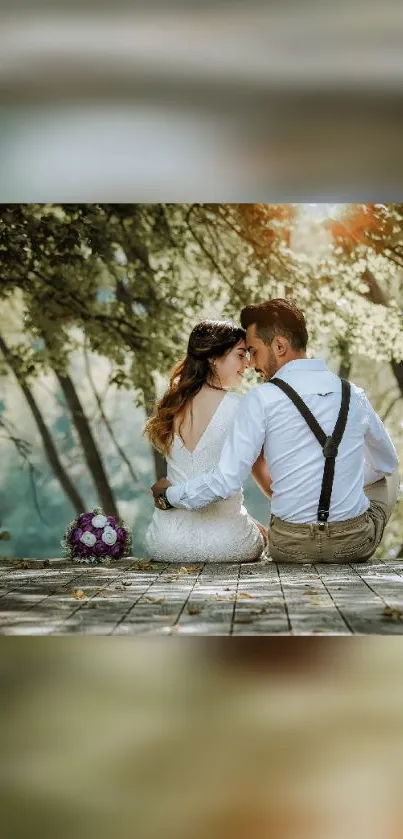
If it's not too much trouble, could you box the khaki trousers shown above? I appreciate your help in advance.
[268,470,400,564]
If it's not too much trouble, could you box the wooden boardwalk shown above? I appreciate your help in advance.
[1,556,403,635]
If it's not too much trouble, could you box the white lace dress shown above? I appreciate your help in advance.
[145,392,265,563]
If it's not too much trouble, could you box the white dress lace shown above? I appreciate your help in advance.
[145,392,265,563]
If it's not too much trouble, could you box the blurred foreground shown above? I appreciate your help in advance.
[1,1,403,199]
[1,637,403,839]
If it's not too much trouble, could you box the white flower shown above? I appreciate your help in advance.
[92,514,108,528]
[101,526,117,546]
[80,531,96,547]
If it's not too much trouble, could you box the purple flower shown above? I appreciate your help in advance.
[116,527,126,543]
[111,543,123,558]
[70,527,84,544]
[94,540,107,556]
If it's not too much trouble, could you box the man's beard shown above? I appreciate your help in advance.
[256,352,277,382]
[257,368,271,382]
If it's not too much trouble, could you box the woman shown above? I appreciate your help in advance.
[144,320,272,563]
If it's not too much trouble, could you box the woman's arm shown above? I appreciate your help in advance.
[251,448,273,498]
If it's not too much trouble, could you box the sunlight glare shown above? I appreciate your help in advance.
[297,203,347,222]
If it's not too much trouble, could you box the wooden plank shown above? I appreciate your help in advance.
[354,562,403,632]
[0,567,92,633]
[0,560,141,635]
[51,561,167,635]
[232,561,290,635]
[315,563,403,635]
[173,562,239,636]
[3,555,403,635]
[115,563,205,636]
[277,563,351,635]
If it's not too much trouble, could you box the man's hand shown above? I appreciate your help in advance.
[151,478,172,508]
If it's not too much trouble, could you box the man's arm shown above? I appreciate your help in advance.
[165,388,267,510]
[251,447,273,498]
[362,393,399,483]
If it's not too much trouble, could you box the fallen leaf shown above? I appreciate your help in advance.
[144,596,165,605]
[122,581,132,587]
[234,616,254,624]
[18,560,32,569]
[238,592,254,599]
[382,606,403,622]
[187,604,201,615]
[72,589,87,600]
[87,603,97,609]
[135,560,153,571]
[213,595,236,601]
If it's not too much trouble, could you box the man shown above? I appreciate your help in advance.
[152,299,399,564]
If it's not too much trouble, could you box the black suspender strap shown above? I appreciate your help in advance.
[270,378,351,525]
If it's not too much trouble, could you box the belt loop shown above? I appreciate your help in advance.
[309,523,315,538]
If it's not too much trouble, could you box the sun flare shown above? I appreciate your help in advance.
[296,203,347,223]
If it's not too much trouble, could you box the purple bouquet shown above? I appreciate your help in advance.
[61,507,132,565]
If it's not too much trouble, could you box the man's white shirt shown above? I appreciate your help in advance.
[166,359,399,523]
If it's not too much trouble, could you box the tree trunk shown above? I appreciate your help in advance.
[362,270,403,556]
[141,380,167,481]
[0,334,85,514]
[56,372,119,517]
[363,270,403,398]
[115,272,166,482]
[391,359,403,399]
[338,356,351,379]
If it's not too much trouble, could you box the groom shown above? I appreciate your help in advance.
[152,299,399,563]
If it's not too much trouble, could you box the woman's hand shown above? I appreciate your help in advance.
[251,518,268,545]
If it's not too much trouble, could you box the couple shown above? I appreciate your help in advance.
[145,299,399,564]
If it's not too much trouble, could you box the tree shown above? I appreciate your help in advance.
[0,332,85,514]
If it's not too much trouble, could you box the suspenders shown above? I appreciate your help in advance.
[270,378,351,526]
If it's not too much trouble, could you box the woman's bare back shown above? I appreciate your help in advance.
[173,387,226,454]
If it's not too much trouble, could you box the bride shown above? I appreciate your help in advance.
[143,320,272,563]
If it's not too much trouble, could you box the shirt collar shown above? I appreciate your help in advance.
[272,359,328,380]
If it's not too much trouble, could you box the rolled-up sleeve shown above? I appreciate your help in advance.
[363,394,399,481]
[166,388,267,510]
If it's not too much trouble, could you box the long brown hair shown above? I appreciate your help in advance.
[144,320,246,456]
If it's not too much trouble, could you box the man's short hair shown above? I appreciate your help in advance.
[240,298,308,351]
